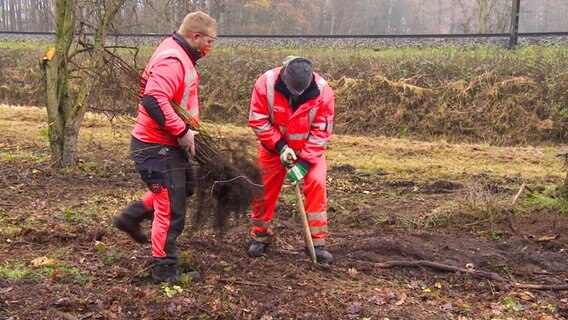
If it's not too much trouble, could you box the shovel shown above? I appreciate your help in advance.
[292,182,317,264]
[287,153,317,264]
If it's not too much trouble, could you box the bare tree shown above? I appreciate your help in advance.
[6,0,568,37]
[41,0,126,167]
[451,0,510,33]
[8,0,16,30]
[1,0,5,30]
[207,0,227,26]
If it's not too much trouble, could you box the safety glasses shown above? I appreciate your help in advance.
[197,32,217,45]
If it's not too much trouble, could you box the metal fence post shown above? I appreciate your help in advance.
[509,0,521,50]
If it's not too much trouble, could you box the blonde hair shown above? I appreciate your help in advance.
[178,11,218,37]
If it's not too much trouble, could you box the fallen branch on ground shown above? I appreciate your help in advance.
[373,260,568,291]
[219,278,272,287]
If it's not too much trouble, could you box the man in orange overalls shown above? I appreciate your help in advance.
[248,56,335,264]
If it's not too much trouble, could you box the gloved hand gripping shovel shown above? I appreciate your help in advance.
[287,154,317,264]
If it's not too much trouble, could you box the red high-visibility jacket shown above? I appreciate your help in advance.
[132,36,200,145]
[248,67,335,165]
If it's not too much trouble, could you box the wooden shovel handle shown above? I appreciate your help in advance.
[293,183,317,263]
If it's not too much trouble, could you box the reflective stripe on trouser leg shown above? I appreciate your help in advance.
[302,155,328,246]
[250,145,286,242]
[151,156,188,262]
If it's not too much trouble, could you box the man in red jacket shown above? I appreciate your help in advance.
[248,56,335,264]
[112,11,218,284]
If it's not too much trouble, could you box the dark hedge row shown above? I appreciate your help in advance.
[2,42,568,146]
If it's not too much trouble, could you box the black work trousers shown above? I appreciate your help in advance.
[130,137,195,265]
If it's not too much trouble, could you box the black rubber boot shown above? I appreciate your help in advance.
[151,265,201,284]
[247,239,268,258]
[151,264,182,284]
[112,201,152,244]
[122,200,154,221]
[313,245,334,265]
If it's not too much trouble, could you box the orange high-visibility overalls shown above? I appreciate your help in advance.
[248,67,335,246]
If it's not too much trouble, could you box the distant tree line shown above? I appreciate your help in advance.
[1,0,568,35]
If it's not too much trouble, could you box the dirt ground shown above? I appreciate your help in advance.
[0,107,567,320]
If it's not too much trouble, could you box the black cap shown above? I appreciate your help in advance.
[281,56,313,96]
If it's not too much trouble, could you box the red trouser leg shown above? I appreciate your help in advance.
[302,155,329,246]
[251,146,330,246]
[150,186,172,258]
[150,162,187,262]
[138,173,186,261]
[250,146,286,242]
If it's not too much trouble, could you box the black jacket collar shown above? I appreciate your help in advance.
[172,32,202,65]
[275,73,320,111]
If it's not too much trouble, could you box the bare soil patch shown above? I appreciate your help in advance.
[0,163,567,320]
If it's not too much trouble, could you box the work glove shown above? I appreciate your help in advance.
[287,163,308,185]
[178,129,200,156]
[279,145,297,169]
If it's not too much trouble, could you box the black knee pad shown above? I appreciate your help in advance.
[139,170,166,194]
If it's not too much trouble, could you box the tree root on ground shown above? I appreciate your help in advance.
[372,260,568,291]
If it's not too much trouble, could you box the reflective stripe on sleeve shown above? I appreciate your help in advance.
[265,70,276,122]
[249,111,269,121]
[308,135,328,147]
[287,133,309,140]
[311,122,326,130]
[316,77,327,91]
[312,121,332,132]
[308,107,318,127]
[181,70,197,108]
[188,107,199,118]
[252,122,272,134]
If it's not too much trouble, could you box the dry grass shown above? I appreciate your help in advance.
[1,105,564,186]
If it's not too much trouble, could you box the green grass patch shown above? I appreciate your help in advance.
[1,256,94,284]
[502,296,524,312]
[1,225,22,237]
[0,264,29,280]
[78,161,105,175]
[0,42,51,50]
[59,209,84,223]
[523,185,568,214]
[0,150,47,163]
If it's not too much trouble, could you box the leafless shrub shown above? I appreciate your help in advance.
[459,179,510,228]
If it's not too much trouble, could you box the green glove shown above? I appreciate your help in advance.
[287,163,308,185]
